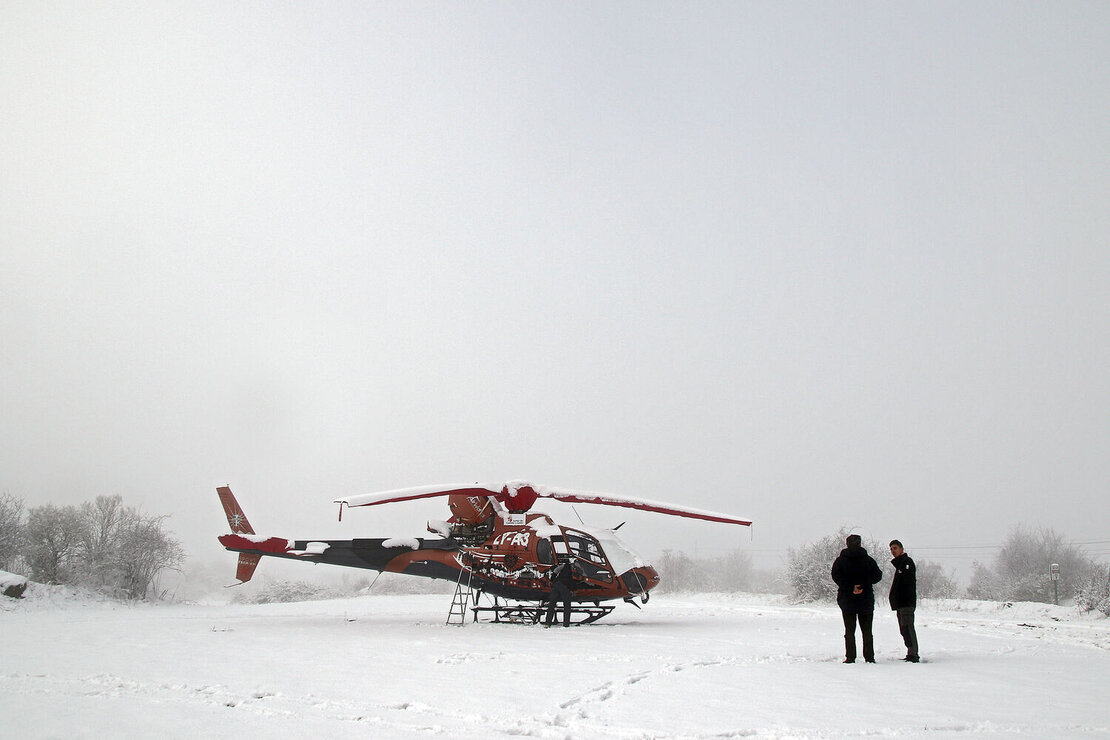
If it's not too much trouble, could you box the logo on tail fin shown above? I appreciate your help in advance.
[217,486,255,535]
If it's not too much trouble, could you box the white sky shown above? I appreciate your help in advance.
[2,3,1108,578]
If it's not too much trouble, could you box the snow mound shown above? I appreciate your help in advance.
[0,578,116,613]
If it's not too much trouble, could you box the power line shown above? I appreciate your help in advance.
[913,545,1002,551]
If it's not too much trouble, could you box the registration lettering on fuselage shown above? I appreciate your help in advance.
[490,530,531,549]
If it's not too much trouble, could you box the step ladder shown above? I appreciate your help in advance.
[446,566,473,626]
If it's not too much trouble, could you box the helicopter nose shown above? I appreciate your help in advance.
[620,565,660,595]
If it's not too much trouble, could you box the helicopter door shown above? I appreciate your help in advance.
[562,529,615,583]
[537,537,556,566]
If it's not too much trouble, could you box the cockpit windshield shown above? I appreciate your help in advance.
[548,528,614,583]
[591,530,644,576]
[563,529,606,565]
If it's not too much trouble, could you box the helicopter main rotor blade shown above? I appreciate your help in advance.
[336,483,503,509]
[529,484,752,527]
[337,480,751,527]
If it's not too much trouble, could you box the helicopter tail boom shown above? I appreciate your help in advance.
[217,486,318,584]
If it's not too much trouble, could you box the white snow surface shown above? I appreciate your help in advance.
[382,537,420,550]
[287,541,330,556]
[3,588,1109,739]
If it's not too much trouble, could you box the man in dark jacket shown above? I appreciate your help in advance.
[831,534,883,663]
[544,558,584,627]
[889,539,919,662]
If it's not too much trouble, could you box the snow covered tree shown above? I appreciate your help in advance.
[24,504,85,584]
[785,527,883,603]
[916,561,959,599]
[0,492,24,571]
[704,548,754,592]
[655,549,698,592]
[113,508,183,599]
[70,495,183,599]
[966,525,1099,603]
[655,548,755,593]
[19,495,183,598]
[76,495,127,592]
[1075,566,1110,616]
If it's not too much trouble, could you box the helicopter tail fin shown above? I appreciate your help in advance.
[217,486,263,585]
[217,485,255,534]
[233,553,262,583]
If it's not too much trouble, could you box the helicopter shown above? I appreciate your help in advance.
[217,480,751,624]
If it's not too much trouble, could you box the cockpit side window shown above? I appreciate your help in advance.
[537,538,555,565]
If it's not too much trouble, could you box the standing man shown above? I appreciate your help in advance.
[889,539,919,663]
[831,534,883,663]
[544,557,583,627]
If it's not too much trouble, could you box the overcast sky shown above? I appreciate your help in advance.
[3,3,1108,578]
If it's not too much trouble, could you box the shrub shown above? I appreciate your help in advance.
[20,495,182,599]
[233,580,347,604]
[1075,567,1110,616]
[966,525,1100,604]
[785,527,884,603]
[0,493,24,572]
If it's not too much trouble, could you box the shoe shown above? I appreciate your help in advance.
[865,659,876,663]
[843,659,855,664]
[904,655,919,663]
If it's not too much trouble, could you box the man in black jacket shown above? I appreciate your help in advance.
[889,539,919,662]
[831,534,883,663]
[544,558,584,627]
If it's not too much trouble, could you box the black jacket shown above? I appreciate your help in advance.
[889,552,917,610]
[831,546,883,613]
[550,561,584,589]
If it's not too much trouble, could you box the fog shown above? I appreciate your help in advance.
[2,3,1108,583]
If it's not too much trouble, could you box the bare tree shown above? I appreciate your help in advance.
[704,548,754,592]
[114,509,183,599]
[24,504,85,584]
[0,493,24,571]
[1075,566,1110,616]
[18,495,183,599]
[76,495,126,592]
[785,527,884,603]
[916,561,958,599]
[966,525,1099,603]
[654,548,756,593]
[654,549,698,592]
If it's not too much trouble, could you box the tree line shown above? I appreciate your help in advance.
[653,524,1109,616]
[0,492,183,600]
[781,525,1109,615]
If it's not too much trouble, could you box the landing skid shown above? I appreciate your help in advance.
[470,594,615,625]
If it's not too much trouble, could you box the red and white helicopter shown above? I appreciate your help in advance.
[217,480,751,624]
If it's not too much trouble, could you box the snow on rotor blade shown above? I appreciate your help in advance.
[336,483,502,508]
[533,485,752,527]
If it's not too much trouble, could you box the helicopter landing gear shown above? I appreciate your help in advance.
[470,595,616,625]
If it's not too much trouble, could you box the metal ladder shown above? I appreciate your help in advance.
[446,566,473,626]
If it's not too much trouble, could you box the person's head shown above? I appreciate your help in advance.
[846,534,862,550]
[889,539,904,557]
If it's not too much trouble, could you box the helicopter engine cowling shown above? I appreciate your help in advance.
[447,493,495,526]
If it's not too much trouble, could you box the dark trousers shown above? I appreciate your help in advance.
[842,610,874,662]
[545,582,572,626]
[896,607,919,658]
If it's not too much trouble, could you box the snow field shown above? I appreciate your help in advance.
[2,590,1109,739]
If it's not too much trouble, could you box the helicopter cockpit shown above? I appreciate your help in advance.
[546,528,614,583]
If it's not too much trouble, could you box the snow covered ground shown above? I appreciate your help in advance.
[3,588,1109,739]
